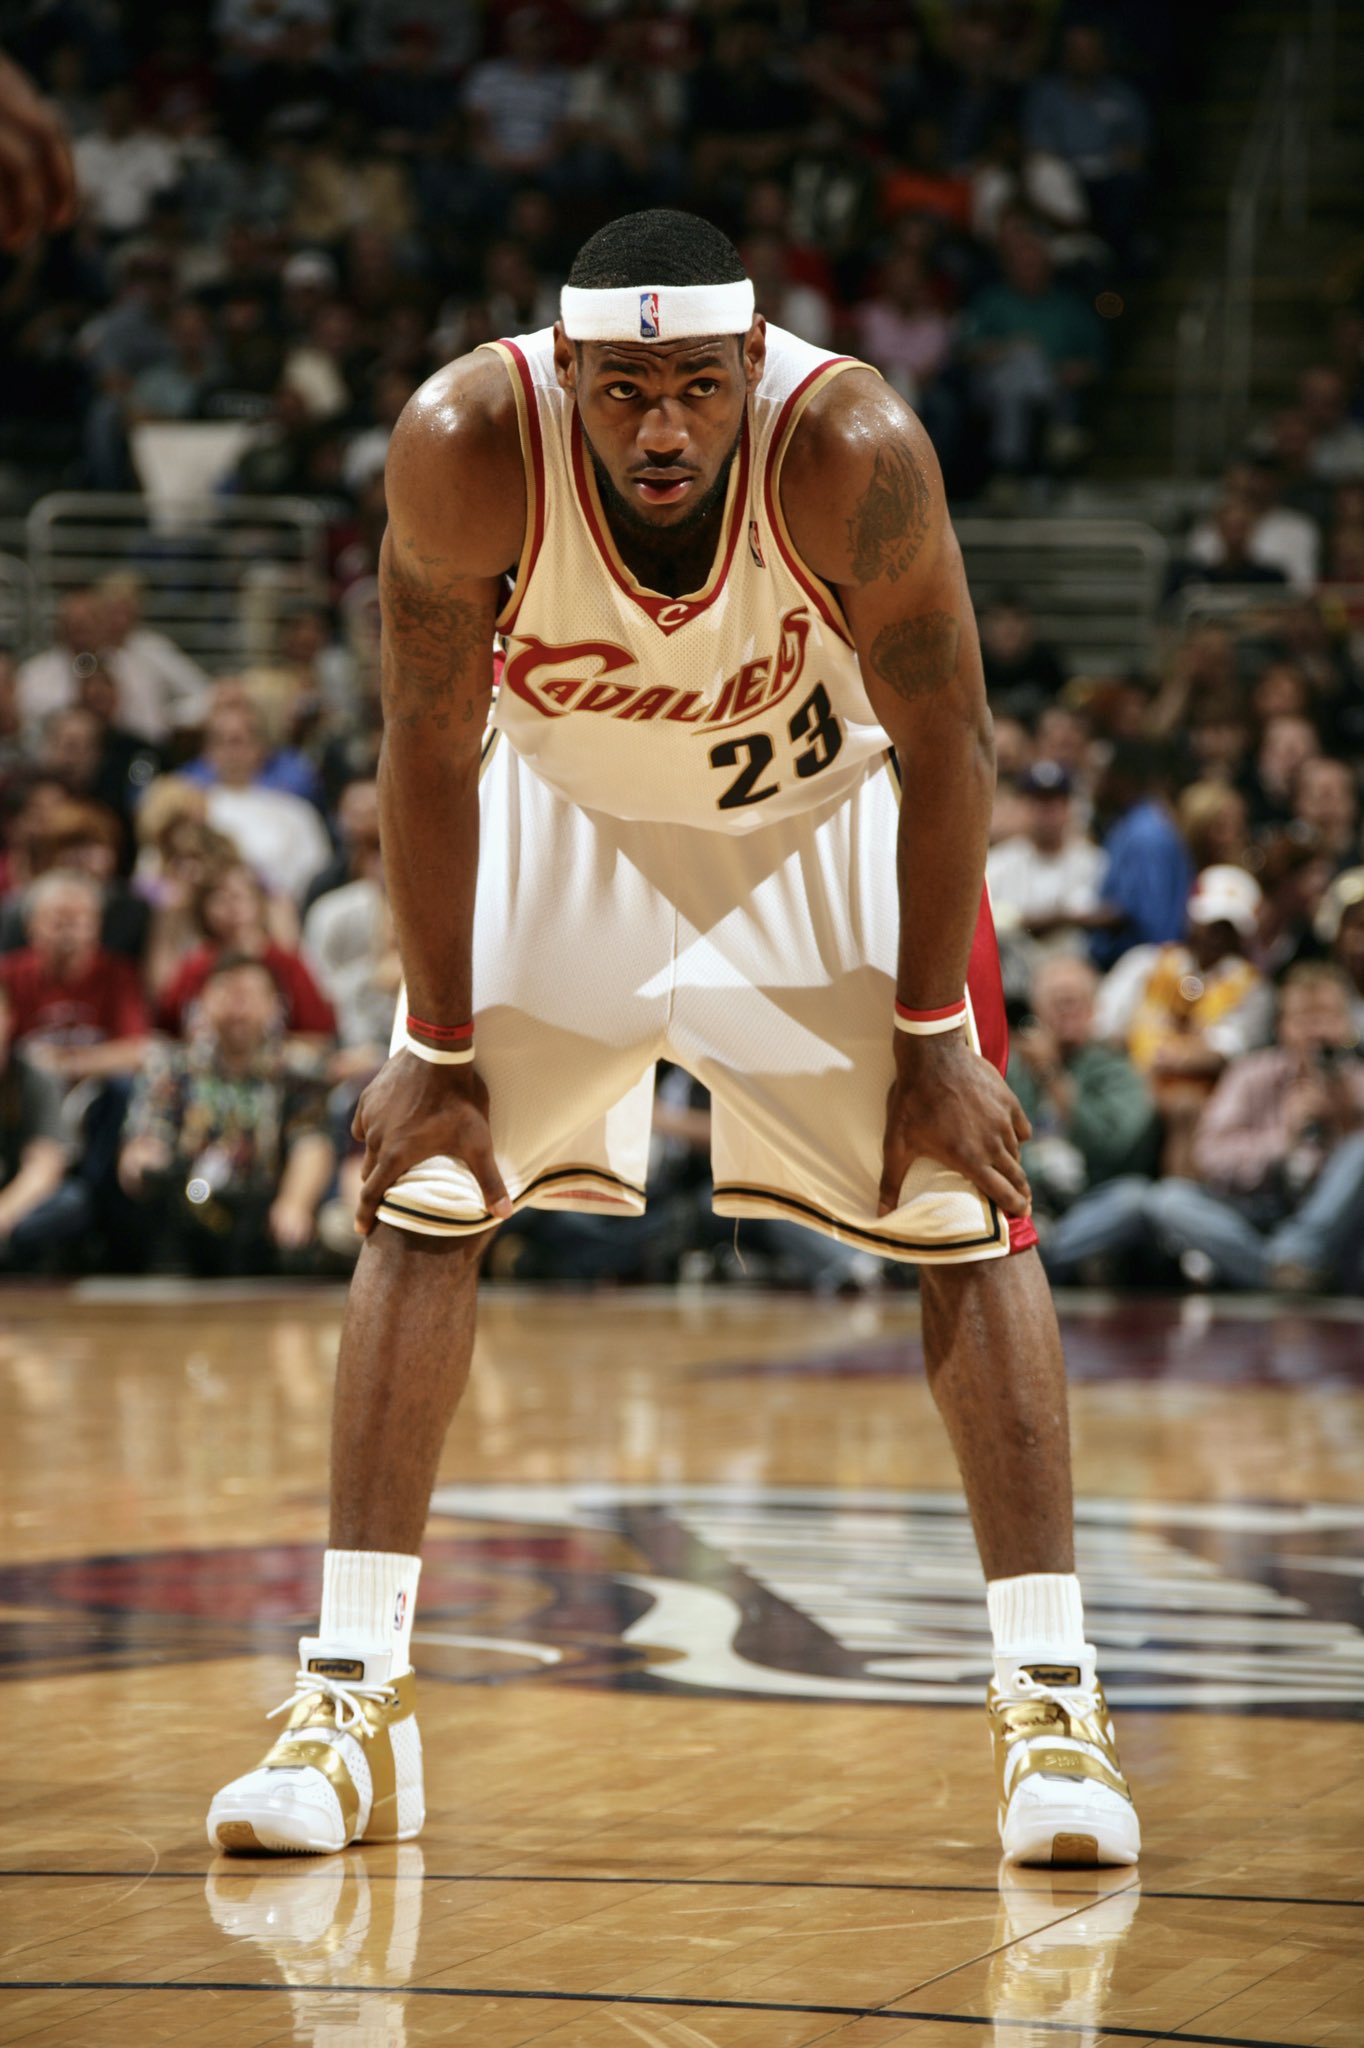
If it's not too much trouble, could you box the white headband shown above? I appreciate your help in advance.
[560,279,755,344]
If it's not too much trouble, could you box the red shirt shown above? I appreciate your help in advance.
[1,947,150,1046]
[157,941,336,1039]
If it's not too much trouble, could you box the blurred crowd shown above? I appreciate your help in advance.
[1,0,1363,1292]
[0,0,1178,509]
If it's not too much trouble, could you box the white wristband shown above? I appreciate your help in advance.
[893,1003,968,1036]
[404,1035,476,1065]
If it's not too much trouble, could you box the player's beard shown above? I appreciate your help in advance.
[583,422,743,547]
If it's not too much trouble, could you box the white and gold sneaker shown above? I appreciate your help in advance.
[207,1641,425,1855]
[988,1658,1140,1867]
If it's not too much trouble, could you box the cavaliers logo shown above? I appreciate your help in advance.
[3,1486,1361,1716]
[502,609,813,734]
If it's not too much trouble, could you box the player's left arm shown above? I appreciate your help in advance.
[783,374,1031,1220]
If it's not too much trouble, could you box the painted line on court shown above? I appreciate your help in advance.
[0,1980,1316,2045]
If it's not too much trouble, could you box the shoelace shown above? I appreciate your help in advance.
[266,1669,395,1740]
[1005,1668,1102,1728]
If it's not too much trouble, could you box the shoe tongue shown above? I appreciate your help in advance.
[1020,1662,1084,1688]
[299,1635,394,1687]
[995,1647,1096,1694]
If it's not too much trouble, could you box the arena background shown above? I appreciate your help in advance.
[0,0,1361,1293]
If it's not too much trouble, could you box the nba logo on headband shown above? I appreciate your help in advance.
[639,291,660,339]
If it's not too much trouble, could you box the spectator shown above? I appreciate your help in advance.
[1146,965,1364,1291]
[63,660,164,829]
[1183,459,1320,593]
[1009,953,1159,1279]
[1099,865,1273,1175]
[18,582,210,746]
[746,230,834,353]
[0,978,72,1270]
[462,7,571,186]
[188,696,331,899]
[689,8,809,197]
[853,247,954,425]
[301,859,399,1064]
[960,214,1103,476]
[17,589,106,740]
[0,870,149,1087]
[1292,756,1360,872]
[1316,868,1364,1038]
[0,798,148,962]
[129,298,225,421]
[1021,24,1149,258]
[1167,493,1291,600]
[987,760,1104,963]
[1242,712,1321,833]
[303,776,380,911]
[157,859,334,1045]
[1176,782,1251,873]
[1088,740,1194,968]
[119,951,337,1275]
[1254,827,1335,981]
[1298,367,1364,483]
[72,83,180,238]
[978,593,1067,720]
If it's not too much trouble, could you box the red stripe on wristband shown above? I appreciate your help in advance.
[895,998,967,1023]
[406,1014,474,1043]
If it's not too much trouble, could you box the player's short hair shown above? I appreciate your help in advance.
[568,210,746,291]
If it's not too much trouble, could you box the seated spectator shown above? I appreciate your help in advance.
[1099,865,1273,1175]
[0,870,150,1088]
[1298,366,1364,483]
[987,714,1034,844]
[303,776,380,912]
[1183,459,1320,593]
[186,695,331,900]
[1021,25,1148,260]
[119,952,337,1276]
[688,9,809,196]
[18,582,210,746]
[1241,712,1320,833]
[1254,827,1335,980]
[17,589,108,740]
[72,83,180,239]
[1167,493,1291,601]
[301,857,399,1073]
[1008,954,1158,1279]
[1146,965,1364,1291]
[1292,756,1360,872]
[853,248,954,419]
[746,230,834,352]
[56,662,164,831]
[0,799,148,963]
[978,592,1067,720]
[1176,782,1251,874]
[960,213,1104,476]
[129,298,226,421]
[1316,868,1364,1037]
[0,978,72,1271]
[462,7,571,185]
[157,860,334,1046]
[1088,741,1193,968]
[987,760,1104,964]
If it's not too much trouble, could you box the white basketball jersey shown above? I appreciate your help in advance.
[480,323,890,831]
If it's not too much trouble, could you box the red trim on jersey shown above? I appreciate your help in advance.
[763,359,858,649]
[966,883,1039,1256]
[491,341,546,632]
[569,409,751,636]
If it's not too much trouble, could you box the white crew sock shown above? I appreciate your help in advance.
[987,1572,1088,1689]
[319,1549,422,1674]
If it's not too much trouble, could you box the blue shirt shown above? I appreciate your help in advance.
[1090,799,1192,969]
[1022,74,1149,178]
[180,748,323,809]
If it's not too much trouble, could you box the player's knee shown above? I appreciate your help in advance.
[369,1218,496,1271]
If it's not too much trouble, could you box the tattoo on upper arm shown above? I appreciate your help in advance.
[379,558,489,732]
[845,443,932,586]
[870,610,960,703]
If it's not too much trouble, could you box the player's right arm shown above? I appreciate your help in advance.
[352,353,525,1235]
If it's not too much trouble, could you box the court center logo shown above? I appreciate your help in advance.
[2,1486,1361,1717]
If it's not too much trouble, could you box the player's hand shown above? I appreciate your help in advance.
[351,1052,513,1236]
[0,54,78,250]
[878,1032,1032,1220]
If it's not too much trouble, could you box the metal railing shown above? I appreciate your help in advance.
[957,518,1168,674]
[1172,26,1317,479]
[26,494,331,672]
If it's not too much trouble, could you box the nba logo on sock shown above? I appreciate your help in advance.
[639,291,660,339]
[393,1589,407,1634]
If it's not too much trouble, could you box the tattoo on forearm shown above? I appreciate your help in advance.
[379,557,488,732]
[846,443,932,585]
[871,611,960,702]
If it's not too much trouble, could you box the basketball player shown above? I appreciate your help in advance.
[208,211,1140,1868]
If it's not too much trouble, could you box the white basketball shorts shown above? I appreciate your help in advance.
[378,737,1037,1265]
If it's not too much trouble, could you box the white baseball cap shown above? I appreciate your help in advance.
[1187,864,1262,936]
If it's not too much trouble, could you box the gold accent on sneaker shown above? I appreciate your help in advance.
[989,1677,1134,1819]
[261,1671,417,1844]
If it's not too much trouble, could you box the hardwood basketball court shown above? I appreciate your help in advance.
[2,1281,1361,2046]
